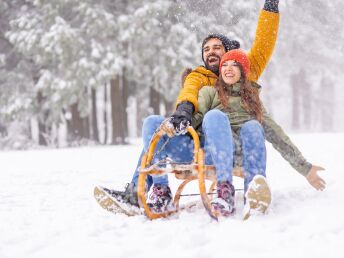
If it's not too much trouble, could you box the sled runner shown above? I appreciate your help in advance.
[137,126,244,221]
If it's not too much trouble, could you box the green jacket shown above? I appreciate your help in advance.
[192,83,312,177]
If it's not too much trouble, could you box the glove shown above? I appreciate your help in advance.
[263,0,279,13]
[170,101,194,134]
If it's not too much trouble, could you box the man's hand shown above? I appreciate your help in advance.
[170,101,194,135]
[306,165,326,191]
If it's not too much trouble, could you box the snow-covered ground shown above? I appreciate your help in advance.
[0,133,343,258]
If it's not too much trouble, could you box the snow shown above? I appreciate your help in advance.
[0,133,343,258]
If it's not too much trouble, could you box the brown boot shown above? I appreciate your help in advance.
[243,175,271,220]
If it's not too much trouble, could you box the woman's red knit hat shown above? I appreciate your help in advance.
[219,49,250,77]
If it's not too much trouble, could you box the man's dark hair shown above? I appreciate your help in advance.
[202,34,240,62]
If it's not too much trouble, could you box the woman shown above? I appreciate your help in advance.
[190,49,270,217]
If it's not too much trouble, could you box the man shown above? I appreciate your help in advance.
[94,0,325,216]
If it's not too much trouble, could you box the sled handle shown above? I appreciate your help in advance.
[137,126,201,220]
[146,126,200,165]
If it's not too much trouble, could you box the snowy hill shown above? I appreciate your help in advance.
[0,133,343,258]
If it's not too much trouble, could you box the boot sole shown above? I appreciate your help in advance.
[94,186,142,216]
[243,176,271,220]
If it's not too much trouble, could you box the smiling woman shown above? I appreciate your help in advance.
[184,49,269,217]
[216,49,263,123]
[220,60,241,85]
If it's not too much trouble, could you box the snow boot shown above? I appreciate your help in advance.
[243,175,271,220]
[211,181,235,217]
[94,183,141,216]
[147,184,174,213]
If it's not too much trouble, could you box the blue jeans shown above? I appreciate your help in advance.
[240,120,267,192]
[131,110,266,192]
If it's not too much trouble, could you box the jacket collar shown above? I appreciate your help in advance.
[231,82,241,93]
[223,82,241,97]
[194,66,218,79]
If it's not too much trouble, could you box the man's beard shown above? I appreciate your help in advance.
[204,63,220,75]
[204,54,220,75]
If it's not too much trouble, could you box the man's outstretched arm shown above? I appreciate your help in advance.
[248,0,280,82]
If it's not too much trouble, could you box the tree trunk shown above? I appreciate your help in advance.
[68,103,89,142]
[103,83,108,144]
[134,81,147,137]
[91,88,99,142]
[122,69,129,138]
[37,91,49,145]
[291,74,300,131]
[320,78,334,131]
[302,77,311,130]
[149,84,160,114]
[83,115,90,139]
[0,123,7,137]
[164,98,175,116]
[110,76,126,144]
[69,103,81,141]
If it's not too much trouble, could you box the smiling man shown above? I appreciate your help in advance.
[202,37,237,75]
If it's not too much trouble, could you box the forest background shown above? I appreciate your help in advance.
[1,0,343,149]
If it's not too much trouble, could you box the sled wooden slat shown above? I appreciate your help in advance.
[140,163,244,180]
[173,165,244,180]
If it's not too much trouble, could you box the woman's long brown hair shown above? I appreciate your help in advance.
[215,63,263,122]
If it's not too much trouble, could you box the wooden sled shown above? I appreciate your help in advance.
[137,126,244,221]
